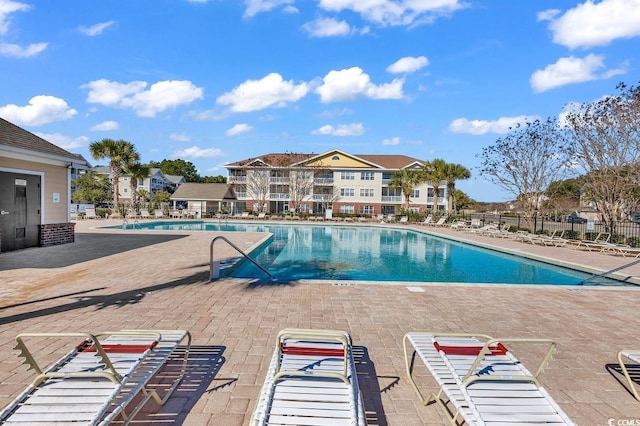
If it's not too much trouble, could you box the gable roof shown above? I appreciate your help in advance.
[227,153,314,167]
[0,117,87,165]
[170,183,236,201]
[227,150,424,170]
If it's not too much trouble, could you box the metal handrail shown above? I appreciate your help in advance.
[121,218,141,230]
[209,235,275,281]
[580,257,640,285]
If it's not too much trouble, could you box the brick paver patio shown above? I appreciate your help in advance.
[1,219,639,425]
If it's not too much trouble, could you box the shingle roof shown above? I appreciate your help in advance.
[227,153,314,167]
[0,117,82,161]
[356,154,424,169]
[226,151,424,169]
[170,183,236,201]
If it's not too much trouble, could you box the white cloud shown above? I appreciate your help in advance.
[302,17,352,37]
[312,123,364,136]
[90,120,119,131]
[530,54,619,93]
[172,145,222,159]
[170,132,191,142]
[78,20,115,36]
[226,123,253,136]
[448,115,539,135]
[244,0,295,18]
[0,0,30,35]
[35,133,89,150]
[546,0,640,49]
[0,41,47,57]
[382,136,400,145]
[315,67,404,103]
[536,8,560,21]
[217,73,309,112]
[0,95,77,126]
[387,56,429,74]
[82,79,204,117]
[318,0,466,27]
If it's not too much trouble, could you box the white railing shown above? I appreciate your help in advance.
[235,191,247,198]
[269,192,289,200]
[228,176,246,184]
[270,177,290,184]
[381,196,402,203]
[313,178,334,185]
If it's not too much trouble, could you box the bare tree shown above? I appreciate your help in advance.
[288,169,314,213]
[478,118,570,228]
[563,82,640,234]
[245,168,270,212]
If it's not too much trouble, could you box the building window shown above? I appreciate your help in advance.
[361,171,375,181]
[359,188,374,197]
[359,205,374,214]
[332,155,340,160]
[341,171,355,180]
[411,189,420,198]
[340,188,355,197]
[339,205,355,214]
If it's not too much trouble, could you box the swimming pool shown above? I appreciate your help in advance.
[112,221,624,285]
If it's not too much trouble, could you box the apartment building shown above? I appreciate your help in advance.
[225,149,446,216]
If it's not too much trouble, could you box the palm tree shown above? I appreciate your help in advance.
[389,168,424,209]
[89,139,139,211]
[124,162,150,214]
[443,163,471,213]
[423,158,448,211]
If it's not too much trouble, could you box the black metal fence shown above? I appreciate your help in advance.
[466,213,640,246]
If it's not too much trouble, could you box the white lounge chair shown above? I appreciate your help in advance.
[140,209,151,219]
[84,207,98,219]
[403,332,575,425]
[0,329,191,425]
[251,328,366,426]
[154,209,164,219]
[398,216,409,224]
[419,215,433,226]
[617,349,640,401]
[427,217,448,227]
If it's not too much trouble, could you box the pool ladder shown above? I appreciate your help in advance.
[121,218,141,230]
[209,235,275,281]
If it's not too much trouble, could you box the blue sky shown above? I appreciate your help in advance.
[1,0,639,202]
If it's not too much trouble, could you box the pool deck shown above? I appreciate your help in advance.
[1,218,639,425]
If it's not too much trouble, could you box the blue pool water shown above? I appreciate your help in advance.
[112,221,624,285]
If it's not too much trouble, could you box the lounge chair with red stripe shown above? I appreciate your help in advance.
[251,328,366,426]
[0,329,191,425]
[403,332,575,425]
[617,349,640,401]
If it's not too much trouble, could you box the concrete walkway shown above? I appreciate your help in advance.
[0,218,639,425]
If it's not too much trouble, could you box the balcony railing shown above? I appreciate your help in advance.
[235,192,247,198]
[312,194,334,201]
[228,176,247,184]
[270,177,290,184]
[269,192,289,200]
[427,196,446,204]
[381,196,402,203]
[313,178,334,185]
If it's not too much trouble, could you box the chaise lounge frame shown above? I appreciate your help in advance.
[0,329,191,425]
[251,328,366,426]
[617,349,640,401]
[403,332,575,425]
